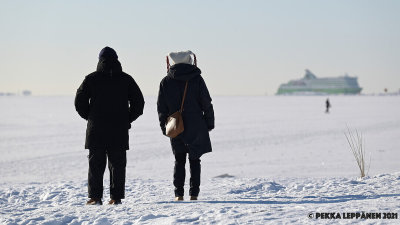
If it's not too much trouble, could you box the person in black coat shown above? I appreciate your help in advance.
[326,98,331,113]
[75,47,145,205]
[157,51,214,200]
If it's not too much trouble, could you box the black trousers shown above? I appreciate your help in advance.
[174,152,201,197]
[88,148,126,200]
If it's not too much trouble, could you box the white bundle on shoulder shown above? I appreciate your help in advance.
[168,50,194,66]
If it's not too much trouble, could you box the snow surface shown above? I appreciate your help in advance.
[0,96,399,224]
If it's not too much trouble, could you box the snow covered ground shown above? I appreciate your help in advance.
[0,96,399,224]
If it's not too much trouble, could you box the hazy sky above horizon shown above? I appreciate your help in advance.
[0,0,399,96]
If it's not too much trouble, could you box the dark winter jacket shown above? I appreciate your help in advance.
[157,64,214,158]
[75,58,145,150]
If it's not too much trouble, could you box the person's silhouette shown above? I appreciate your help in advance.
[75,47,145,205]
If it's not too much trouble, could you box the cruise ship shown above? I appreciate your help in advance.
[276,69,362,95]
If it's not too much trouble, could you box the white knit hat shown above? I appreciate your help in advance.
[168,50,194,66]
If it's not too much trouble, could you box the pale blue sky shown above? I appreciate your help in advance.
[0,0,399,95]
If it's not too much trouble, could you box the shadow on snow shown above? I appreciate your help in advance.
[156,193,400,205]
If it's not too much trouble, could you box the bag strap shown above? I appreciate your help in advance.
[166,56,171,72]
[179,81,188,113]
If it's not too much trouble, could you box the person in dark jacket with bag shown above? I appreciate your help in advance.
[75,46,145,205]
[157,51,214,201]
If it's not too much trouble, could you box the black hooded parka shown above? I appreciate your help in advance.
[157,64,214,159]
[75,57,145,150]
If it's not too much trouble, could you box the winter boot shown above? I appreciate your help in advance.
[108,199,122,205]
[175,196,184,201]
[86,198,103,205]
[190,196,198,200]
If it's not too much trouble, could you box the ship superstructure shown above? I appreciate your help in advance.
[277,70,362,95]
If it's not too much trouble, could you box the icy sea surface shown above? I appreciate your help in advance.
[0,96,399,224]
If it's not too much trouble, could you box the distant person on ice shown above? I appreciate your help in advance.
[157,51,214,201]
[325,98,331,113]
[75,47,145,205]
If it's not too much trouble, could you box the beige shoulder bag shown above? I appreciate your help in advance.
[165,81,188,138]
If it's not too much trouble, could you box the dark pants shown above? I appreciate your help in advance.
[88,149,126,200]
[174,152,201,197]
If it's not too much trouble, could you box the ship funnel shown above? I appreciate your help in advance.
[304,69,317,79]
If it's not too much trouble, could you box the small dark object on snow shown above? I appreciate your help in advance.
[214,173,235,178]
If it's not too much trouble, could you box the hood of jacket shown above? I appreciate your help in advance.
[167,64,201,81]
[96,58,123,74]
